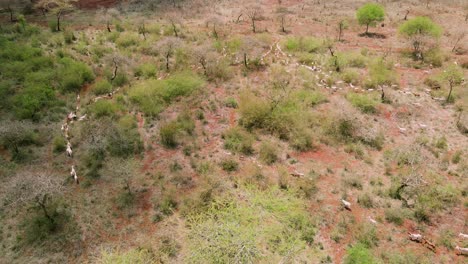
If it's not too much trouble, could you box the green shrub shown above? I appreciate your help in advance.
[111,72,129,87]
[53,136,66,153]
[399,17,442,60]
[13,85,59,120]
[160,122,180,148]
[342,69,361,85]
[385,208,405,226]
[452,150,462,164]
[116,191,135,209]
[63,30,75,44]
[346,93,378,113]
[58,57,94,92]
[116,33,139,48]
[21,200,71,244]
[222,127,254,155]
[159,113,195,148]
[97,248,155,264]
[129,72,204,116]
[294,90,327,107]
[134,63,157,79]
[357,193,374,208]
[224,97,238,108]
[366,59,397,88]
[83,146,105,178]
[283,36,324,53]
[259,141,278,165]
[107,116,144,157]
[344,243,377,264]
[92,79,113,95]
[290,128,315,151]
[437,229,455,250]
[220,158,238,172]
[355,224,379,248]
[186,186,316,263]
[90,100,118,118]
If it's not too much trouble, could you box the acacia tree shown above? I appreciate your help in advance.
[245,6,263,33]
[3,172,65,227]
[356,3,385,35]
[35,0,77,32]
[337,19,348,41]
[399,16,441,61]
[157,37,181,71]
[439,65,464,103]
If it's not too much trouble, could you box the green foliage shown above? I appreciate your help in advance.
[58,57,94,92]
[130,72,204,116]
[135,63,157,79]
[398,17,442,39]
[344,243,377,264]
[366,58,398,88]
[222,127,254,155]
[92,79,113,95]
[186,186,315,263]
[259,141,278,165]
[355,224,379,248]
[283,36,324,53]
[356,3,385,33]
[107,115,144,157]
[160,113,195,148]
[83,146,106,178]
[385,208,405,226]
[357,193,374,208]
[293,90,327,107]
[97,248,155,264]
[13,86,58,120]
[116,33,139,48]
[116,191,135,209]
[20,200,71,244]
[90,100,119,118]
[53,135,66,153]
[220,158,239,172]
[346,93,379,113]
[342,69,361,85]
[224,97,238,108]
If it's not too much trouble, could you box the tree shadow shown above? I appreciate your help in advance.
[358,32,386,39]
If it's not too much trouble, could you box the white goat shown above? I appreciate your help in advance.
[70,165,78,184]
[459,233,468,239]
[66,142,73,157]
[341,199,351,210]
[455,245,468,255]
[408,233,423,242]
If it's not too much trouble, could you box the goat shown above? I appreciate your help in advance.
[408,233,423,242]
[459,233,468,239]
[70,165,79,184]
[368,216,377,224]
[341,199,351,210]
[456,246,468,255]
[67,112,77,121]
[66,142,73,157]
[78,114,87,121]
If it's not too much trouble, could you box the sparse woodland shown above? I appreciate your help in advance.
[0,0,467,263]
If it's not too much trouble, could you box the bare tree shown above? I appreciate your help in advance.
[451,31,466,53]
[35,0,78,32]
[337,19,348,41]
[245,6,263,33]
[157,37,180,71]
[0,121,37,161]
[3,171,65,226]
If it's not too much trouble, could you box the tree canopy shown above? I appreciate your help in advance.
[356,3,385,34]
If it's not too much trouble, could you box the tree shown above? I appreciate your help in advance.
[399,17,442,61]
[35,0,77,32]
[0,121,38,161]
[337,19,348,41]
[157,37,181,71]
[3,171,65,228]
[356,3,385,35]
[246,6,263,33]
[439,65,464,103]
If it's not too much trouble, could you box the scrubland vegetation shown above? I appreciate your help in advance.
[0,0,467,263]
